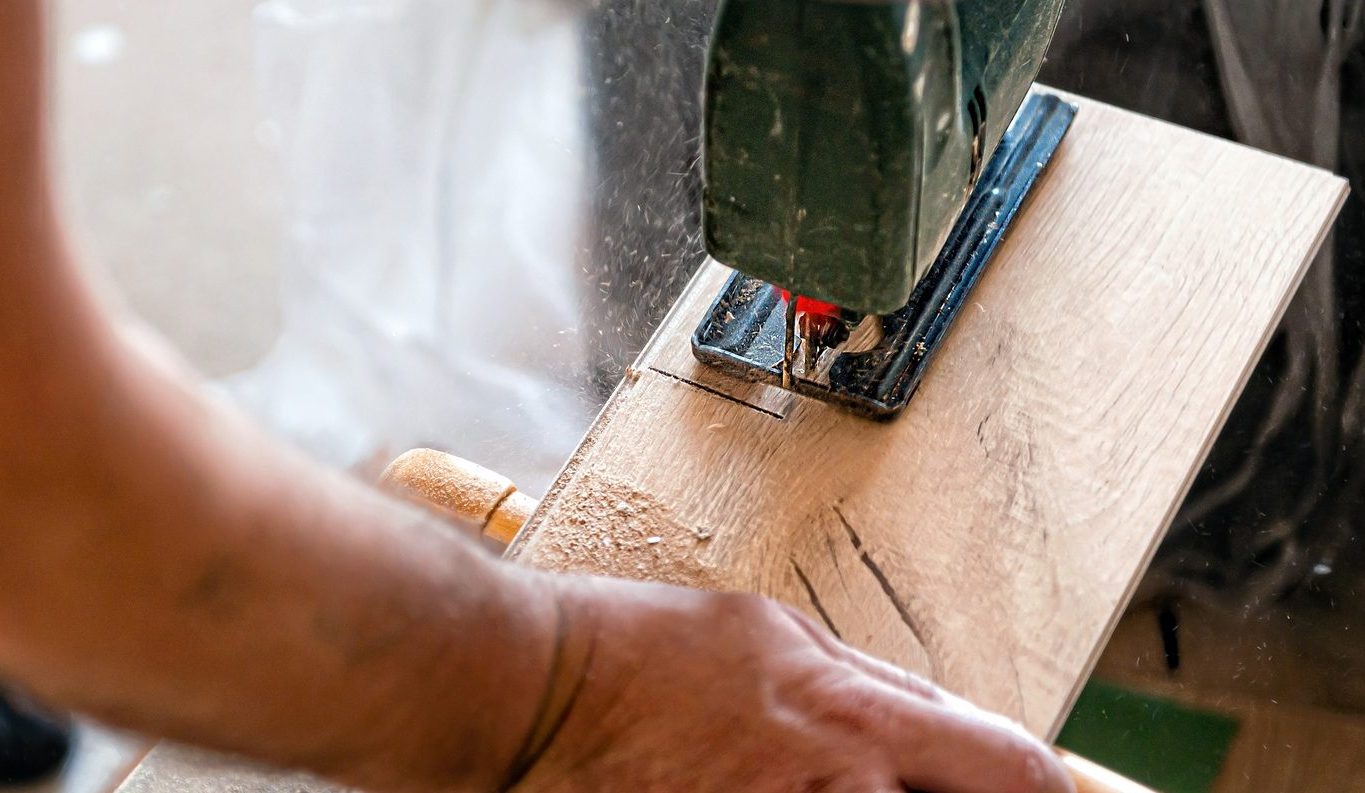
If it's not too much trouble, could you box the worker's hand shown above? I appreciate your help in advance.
[503,576,1073,793]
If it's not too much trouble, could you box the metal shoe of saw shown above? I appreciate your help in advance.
[693,0,1076,419]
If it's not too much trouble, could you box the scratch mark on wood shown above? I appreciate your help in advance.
[1009,655,1028,726]
[833,505,933,657]
[824,536,853,595]
[789,559,843,640]
[647,368,785,420]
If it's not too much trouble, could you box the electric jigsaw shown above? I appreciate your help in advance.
[692,0,1076,418]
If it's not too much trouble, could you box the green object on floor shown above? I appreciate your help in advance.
[1056,680,1240,793]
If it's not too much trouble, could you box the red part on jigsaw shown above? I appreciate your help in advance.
[777,289,841,319]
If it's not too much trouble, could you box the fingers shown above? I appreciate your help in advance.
[888,697,1073,793]
[776,605,945,703]
[770,599,1070,793]
[839,648,945,705]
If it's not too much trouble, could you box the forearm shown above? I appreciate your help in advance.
[0,2,46,196]
[0,5,560,788]
[0,322,562,791]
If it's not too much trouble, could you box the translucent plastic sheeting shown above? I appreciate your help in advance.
[227,0,596,493]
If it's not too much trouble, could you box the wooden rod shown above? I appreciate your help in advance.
[380,448,535,546]
[1059,751,1153,793]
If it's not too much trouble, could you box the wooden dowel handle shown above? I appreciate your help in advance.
[380,449,1153,793]
[380,448,536,546]
[1059,750,1154,793]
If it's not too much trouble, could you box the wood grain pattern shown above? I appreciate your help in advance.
[1097,601,1365,714]
[508,94,1348,740]
[1212,700,1365,792]
[114,93,1346,791]
[1093,601,1365,791]
[1079,667,1365,792]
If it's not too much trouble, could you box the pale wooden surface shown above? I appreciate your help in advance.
[1093,604,1365,790]
[1097,601,1365,713]
[1083,664,1365,792]
[1211,699,1365,792]
[115,94,1346,791]
[509,94,1348,739]
[115,746,340,793]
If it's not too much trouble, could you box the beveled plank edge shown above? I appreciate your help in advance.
[506,261,734,559]
[1044,178,1350,740]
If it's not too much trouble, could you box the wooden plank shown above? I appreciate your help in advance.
[114,745,337,793]
[1076,671,1365,792]
[507,93,1347,740]
[115,93,1346,791]
[1212,699,1365,792]
[1097,601,1365,713]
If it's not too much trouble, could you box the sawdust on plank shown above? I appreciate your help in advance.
[519,474,728,591]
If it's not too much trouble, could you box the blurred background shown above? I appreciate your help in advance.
[16,0,1365,791]
[56,0,283,379]
[18,4,277,792]
[14,0,280,788]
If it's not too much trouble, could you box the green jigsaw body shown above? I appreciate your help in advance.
[702,0,1067,315]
